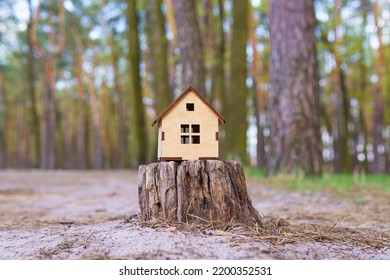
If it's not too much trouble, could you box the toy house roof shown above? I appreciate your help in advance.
[152,85,226,126]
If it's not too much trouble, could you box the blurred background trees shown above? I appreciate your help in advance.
[0,0,389,174]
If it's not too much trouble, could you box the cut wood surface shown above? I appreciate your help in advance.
[138,160,261,224]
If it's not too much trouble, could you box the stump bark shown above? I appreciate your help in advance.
[138,160,261,225]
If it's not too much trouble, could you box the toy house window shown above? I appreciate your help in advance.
[181,135,190,144]
[191,124,200,133]
[162,132,165,141]
[186,103,194,111]
[181,124,200,144]
[181,124,189,133]
[192,135,200,144]
[181,124,189,144]
[191,124,200,144]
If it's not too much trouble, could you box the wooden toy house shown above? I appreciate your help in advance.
[152,85,226,160]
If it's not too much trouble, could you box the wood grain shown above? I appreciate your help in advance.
[138,160,261,225]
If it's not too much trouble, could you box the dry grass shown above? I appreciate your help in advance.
[136,213,390,251]
[136,185,390,251]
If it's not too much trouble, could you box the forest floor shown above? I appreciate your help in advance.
[0,170,389,260]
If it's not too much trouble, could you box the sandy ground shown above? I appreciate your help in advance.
[0,170,389,260]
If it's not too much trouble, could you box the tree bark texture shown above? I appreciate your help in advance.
[40,56,57,169]
[331,0,351,173]
[87,48,103,169]
[147,0,172,114]
[357,2,369,173]
[0,71,9,168]
[267,0,322,175]
[172,0,206,95]
[216,0,227,159]
[27,6,40,168]
[127,0,148,165]
[249,8,266,168]
[226,0,249,164]
[147,0,172,163]
[138,160,261,225]
[111,48,127,168]
[29,1,66,169]
[101,21,128,168]
[71,24,87,169]
[372,0,385,174]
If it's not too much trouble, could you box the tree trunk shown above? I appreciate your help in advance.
[87,51,103,169]
[16,105,29,167]
[26,6,40,168]
[102,21,128,168]
[60,95,73,169]
[357,1,369,173]
[201,0,215,101]
[138,160,261,225]
[127,0,148,165]
[372,0,385,174]
[206,0,221,107]
[372,89,383,174]
[249,8,265,168]
[146,0,172,113]
[0,71,9,168]
[111,50,127,168]
[74,49,87,169]
[216,0,227,159]
[147,0,172,162]
[331,0,351,173]
[40,56,57,169]
[171,0,206,94]
[30,1,66,169]
[226,0,249,164]
[267,0,322,175]
[165,0,179,92]
[331,73,349,173]
[70,24,87,169]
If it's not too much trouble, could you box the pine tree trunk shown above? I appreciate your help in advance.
[227,0,249,164]
[138,160,261,225]
[332,0,351,173]
[87,51,103,169]
[216,0,227,160]
[172,0,206,94]
[372,0,385,174]
[372,89,383,174]
[27,16,40,168]
[147,0,172,162]
[16,105,29,167]
[40,57,57,169]
[267,0,322,174]
[249,8,265,168]
[111,52,127,168]
[71,25,87,169]
[0,71,9,168]
[147,0,172,113]
[357,2,369,173]
[31,1,66,169]
[127,0,148,165]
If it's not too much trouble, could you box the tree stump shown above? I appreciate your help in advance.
[138,160,261,225]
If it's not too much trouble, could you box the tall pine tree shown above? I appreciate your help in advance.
[267,0,322,174]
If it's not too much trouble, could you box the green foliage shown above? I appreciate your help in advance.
[245,167,266,178]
